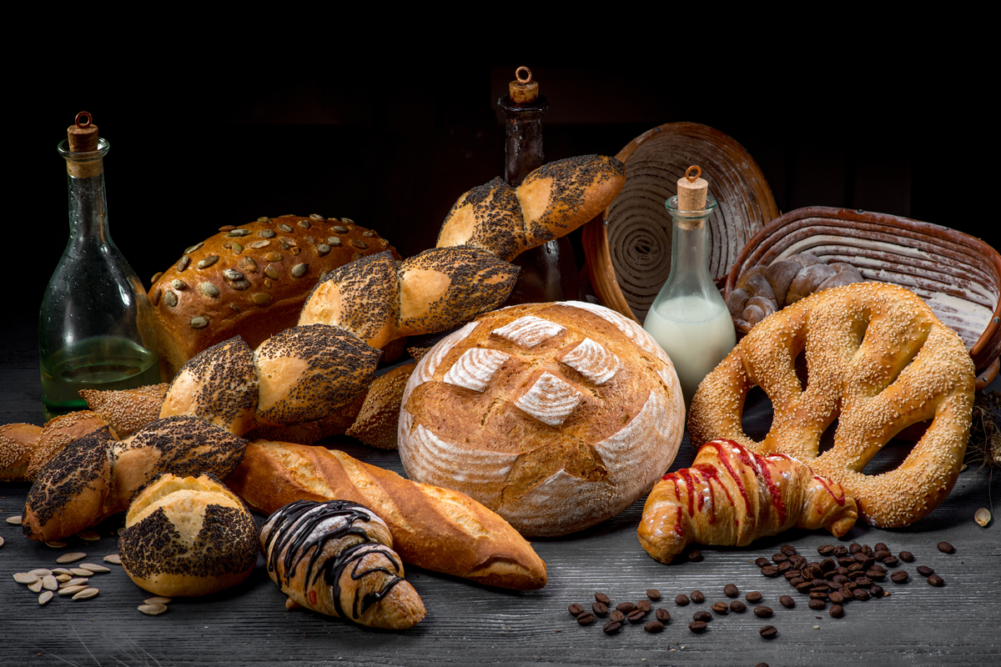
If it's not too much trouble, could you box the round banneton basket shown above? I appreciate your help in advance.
[583,122,778,323]
[725,206,1001,389]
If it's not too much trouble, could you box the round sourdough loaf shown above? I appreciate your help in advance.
[397,301,684,536]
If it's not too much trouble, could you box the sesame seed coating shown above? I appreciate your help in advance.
[80,384,169,438]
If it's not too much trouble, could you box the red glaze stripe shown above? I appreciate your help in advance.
[704,441,753,529]
[674,505,684,536]
[677,468,696,518]
[813,475,847,506]
[308,589,317,605]
[754,452,787,525]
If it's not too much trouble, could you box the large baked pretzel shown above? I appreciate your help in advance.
[688,282,975,528]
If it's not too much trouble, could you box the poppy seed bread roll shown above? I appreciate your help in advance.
[120,473,258,597]
[436,178,527,262]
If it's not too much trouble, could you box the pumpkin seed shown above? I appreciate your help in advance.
[264,279,273,289]
[151,271,163,284]
[77,530,100,541]
[197,255,219,269]
[309,213,324,221]
[145,596,173,605]
[291,263,308,278]
[164,291,178,307]
[218,225,235,232]
[63,577,89,587]
[0,536,4,548]
[7,515,22,525]
[171,279,186,290]
[45,541,67,548]
[52,568,72,575]
[231,279,251,291]
[38,591,54,605]
[277,223,293,233]
[55,575,71,583]
[304,235,315,244]
[258,229,276,239]
[251,293,272,306]
[139,603,168,616]
[29,569,52,577]
[378,238,388,247]
[103,554,122,565]
[185,242,204,254]
[227,229,251,237]
[257,216,272,223]
[72,588,99,600]
[332,225,349,233]
[42,575,59,590]
[243,257,258,271]
[29,580,43,592]
[56,552,87,564]
[59,585,87,596]
[316,244,330,255]
[70,567,93,577]
[263,265,278,279]
[298,220,311,229]
[327,236,342,246]
[223,269,244,281]
[14,573,39,584]
[279,240,290,250]
[177,255,190,272]
[363,230,377,237]
[200,282,220,298]
[341,217,354,224]
[264,252,282,262]
[231,242,244,254]
[151,288,162,306]
[351,239,368,249]
[249,240,270,249]
[190,316,209,329]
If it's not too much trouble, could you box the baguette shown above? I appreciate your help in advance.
[226,440,547,590]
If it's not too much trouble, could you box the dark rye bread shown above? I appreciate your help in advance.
[254,325,381,426]
[396,246,519,338]
[298,251,401,350]
[159,337,258,435]
[22,417,247,542]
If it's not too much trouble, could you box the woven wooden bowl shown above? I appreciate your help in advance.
[725,206,1001,387]
[583,122,778,322]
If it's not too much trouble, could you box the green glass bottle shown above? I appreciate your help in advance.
[38,113,160,421]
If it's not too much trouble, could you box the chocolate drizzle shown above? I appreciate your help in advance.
[263,500,404,621]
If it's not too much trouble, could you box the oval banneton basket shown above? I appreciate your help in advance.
[724,206,1001,388]
[583,122,778,323]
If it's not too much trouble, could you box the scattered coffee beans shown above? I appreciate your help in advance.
[851,589,870,602]
[646,589,661,600]
[780,595,795,609]
[890,571,909,583]
[870,585,884,598]
[577,613,595,626]
[772,553,788,563]
[675,594,690,606]
[688,549,703,562]
[568,604,584,617]
[916,566,934,576]
[690,591,705,603]
[627,610,646,624]
[874,542,888,553]
[808,599,826,610]
[829,592,844,604]
[937,542,955,554]
[693,611,712,622]
[603,620,622,634]
[637,600,652,613]
[753,606,773,618]
[882,556,899,567]
[830,604,844,618]
[760,625,778,639]
[689,621,708,633]
[616,602,637,614]
[655,608,670,622]
[711,602,729,614]
[730,601,747,613]
[745,591,762,603]
[724,584,739,598]
[818,545,835,556]
[928,575,945,587]
[592,602,608,617]
[755,557,771,567]
[761,566,780,578]
[610,610,625,622]
[595,593,611,605]
[898,551,914,563]
[644,621,664,633]
[781,544,797,556]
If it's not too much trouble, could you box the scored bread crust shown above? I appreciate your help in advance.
[226,440,547,590]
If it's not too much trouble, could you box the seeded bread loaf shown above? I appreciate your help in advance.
[149,214,400,379]
[81,384,169,438]
[0,423,44,481]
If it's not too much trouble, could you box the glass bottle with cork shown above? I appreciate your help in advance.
[497,67,579,304]
[643,166,736,406]
[38,112,160,420]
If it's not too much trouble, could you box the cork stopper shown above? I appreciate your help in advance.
[677,165,708,210]
[67,112,99,152]
[509,66,539,104]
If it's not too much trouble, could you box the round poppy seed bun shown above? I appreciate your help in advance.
[120,473,258,597]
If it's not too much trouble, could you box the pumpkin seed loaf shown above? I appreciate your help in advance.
[159,337,258,436]
[148,215,400,380]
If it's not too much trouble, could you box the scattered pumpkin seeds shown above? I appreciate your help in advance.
[56,552,87,564]
[171,279,186,290]
[185,242,204,254]
[243,257,259,270]
[56,574,72,583]
[341,218,354,224]
[351,239,368,249]
[277,223,293,232]
[59,585,86,596]
[223,269,244,281]
[29,568,52,576]
[378,239,389,247]
[139,603,169,616]
[231,279,251,290]
[62,577,89,587]
[145,596,173,605]
[13,573,38,584]
[332,225,349,233]
[103,554,122,565]
[177,255,191,272]
[264,279,273,288]
[52,568,72,575]
[310,213,324,221]
[200,282,220,298]
[29,580,43,593]
[251,293,273,306]
[249,240,270,249]
[258,229,276,239]
[264,252,282,263]
[70,567,93,577]
[7,515,22,525]
[976,508,992,526]
[291,263,308,278]
[265,266,279,280]
[327,236,342,246]
[79,563,110,574]
[316,244,330,255]
[291,247,301,255]
[230,303,240,312]
[151,288,162,306]
[73,588,99,600]
[231,242,244,254]
[42,576,59,591]
[197,255,220,269]
[164,291,178,307]
[227,229,251,237]
[298,220,311,229]
[151,271,163,284]
[218,225,236,232]
[39,591,54,605]
[78,530,100,541]
[257,216,271,223]
[190,316,209,329]
[0,535,5,548]
[363,230,377,238]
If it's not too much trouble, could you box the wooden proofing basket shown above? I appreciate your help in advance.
[724,206,1001,387]
[583,122,778,323]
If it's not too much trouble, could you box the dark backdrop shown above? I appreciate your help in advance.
[11,49,989,322]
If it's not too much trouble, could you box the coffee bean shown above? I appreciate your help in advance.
[627,610,646,624]
[603,620,623,634]
[693,611,712,622]
[928,575,945,587]
[863,544,874,557]
[595,592,611,605]
[789,577,805,587]
[691,591,705,603]
[644,620,664,633]
[874,550,892,562]
[809,592,829,600]
[835,546,848,556]
[655,608,670,622]
[874,542,888,553]
[870,585,884,598]
[808,599,826,610]
[688,549,703,562]
[791,555,808,568]
[838,557,856,567]
[882,556,899,567]
[781,544,798,556]
[724,584,739,598]
[592,602,609,617]
[821,558,836,572]
[891,571,909,583]
[711,602,729,614]
[898,551,914,563]
[760,625,778,639]
[755,663,770,667]
[856,577,873,587]
[568,603,584,617]
[616,602,637,614]
[849,543,862,554]
[937,542,955,554]
[675,594,690,606]
[818,545,836,556]
[836,566,850,575]
[689,621,708,633]
[848,563,864,573]
[755,557,771,567]
[577,613,595,625]
[646,589,661,601]
[852,588,870,602]
[779,595,795,609]
[916,565,935,576]
[796,581,813,593]
[761,566,780,578]
[811,579,830,589]
[730,601,747,613]
[772,553,788,563]
[829,592,844,604]
[787,571,803,581]
[870,563,886,573]
[830,604,845,618]
[866,570,885,581]
[746,591,763,603]
[754,606,773,618]
[845,582,858,591]
[777,561,792,573]
[610,610,625,622]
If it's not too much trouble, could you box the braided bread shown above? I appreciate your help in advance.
[690,282,975,527]
[638,440,858,564]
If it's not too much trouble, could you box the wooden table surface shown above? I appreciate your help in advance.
[2,316,999,667]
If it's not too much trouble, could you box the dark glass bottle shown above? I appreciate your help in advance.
[498,68,578,305]
[38,114,159,420]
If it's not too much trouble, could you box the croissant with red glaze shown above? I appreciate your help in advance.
[638,440,858,564]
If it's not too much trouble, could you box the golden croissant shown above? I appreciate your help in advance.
[638,440,858,564]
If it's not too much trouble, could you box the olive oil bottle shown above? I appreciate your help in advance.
[38,113,159,420]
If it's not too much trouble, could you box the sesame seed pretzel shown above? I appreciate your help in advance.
[688,282,975,528]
